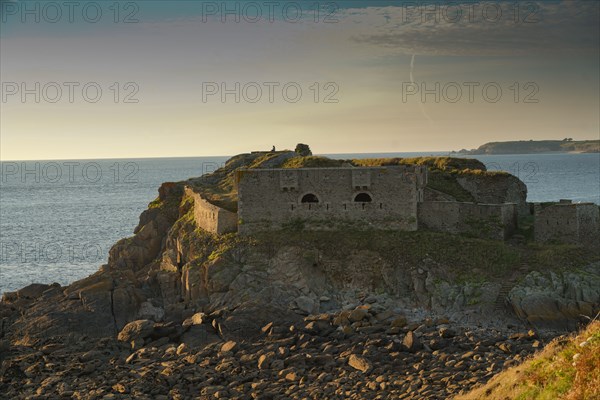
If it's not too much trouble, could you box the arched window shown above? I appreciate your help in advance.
[354,193,372,203]
[301,193,319,203]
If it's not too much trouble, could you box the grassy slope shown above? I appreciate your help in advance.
[249,229,598,284]
[455,321,600,400]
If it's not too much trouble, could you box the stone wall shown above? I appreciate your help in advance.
[418,201,518,240]
[184,187,238,235]
[236,166,427,235]
[456,174,528,217]
[534,203,600,245]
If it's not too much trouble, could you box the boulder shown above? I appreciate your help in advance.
[293,296,316,315]
[348,354,371,373]
[117,320,155,342]
[179,325,221,349]
[220,341,238,353]
[402,331,422,353]
[258,352,275,370]
[16,284,51,300]
[349,308,369,322]
[183,312,206,328]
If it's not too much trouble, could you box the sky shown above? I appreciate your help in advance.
[1,0,599,160]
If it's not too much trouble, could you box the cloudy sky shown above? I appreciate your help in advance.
[1,0,598,160]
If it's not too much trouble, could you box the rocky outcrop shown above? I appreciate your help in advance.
[0,181,183,342]
[508,263,600,330]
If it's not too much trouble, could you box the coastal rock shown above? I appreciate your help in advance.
[402,331,422,353]
[293,296,316,315]
[16,283,51,300]
[112,286,145,329]
[179,325,221,349]
[348,354,372,373]
[220,340,238,353]
[182,312,206,327]
[508,265,600,330]
[117,320,155,342]
[137,301,165,322]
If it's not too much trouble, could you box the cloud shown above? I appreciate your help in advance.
[348,1,599,56]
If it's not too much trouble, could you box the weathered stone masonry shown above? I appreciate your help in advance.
[184,186,237,235]
[418,201,518,241]
[534,202,600,245]
[236,166,428,235]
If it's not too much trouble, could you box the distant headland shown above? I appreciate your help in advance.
[453,139,599,155]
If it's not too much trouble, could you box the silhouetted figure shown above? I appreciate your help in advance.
[272,146,276,152]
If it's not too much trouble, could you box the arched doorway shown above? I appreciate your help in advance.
[301,193,319,203]
[353,192,372,203]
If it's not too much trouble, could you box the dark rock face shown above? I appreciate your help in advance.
[508,264,600,330]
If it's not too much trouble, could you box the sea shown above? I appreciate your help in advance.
[1,152,599,295]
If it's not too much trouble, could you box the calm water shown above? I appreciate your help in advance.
[1,153,598,294]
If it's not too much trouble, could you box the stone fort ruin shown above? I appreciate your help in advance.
[181,153,599,244]
[184,164,522,240]
[236,166,427,234]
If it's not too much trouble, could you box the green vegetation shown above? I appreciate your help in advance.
[427,170,475,202]
[148,197,163,209]
[281,156,345,169]
[226,227,597,284]
[464,215,503,239]
[147,186,184,213]
[527,242,600,272]
[516,214,535,241]
[250,229,520,282]
[456,320,600,400]
[352,156,487,171]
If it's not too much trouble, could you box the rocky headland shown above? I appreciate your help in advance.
[1,151,599,399]
[454,139,600,155]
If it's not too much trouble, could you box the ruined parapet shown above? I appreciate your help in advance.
[236,166,426,235]
[534,202,600,245]
[418,201,518,240]
[455,173,528,217]
[184,186,237,235]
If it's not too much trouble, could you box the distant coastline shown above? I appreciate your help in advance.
[453,139,599,155]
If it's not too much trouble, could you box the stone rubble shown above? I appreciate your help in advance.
[1,304,545,400]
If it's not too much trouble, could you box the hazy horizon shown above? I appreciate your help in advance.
[1,139,599,162]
